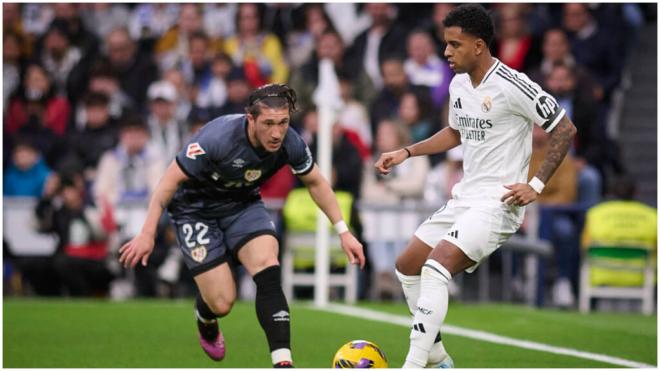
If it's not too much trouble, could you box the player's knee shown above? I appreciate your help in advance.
[208,297,234,316]
[395,255,419,276]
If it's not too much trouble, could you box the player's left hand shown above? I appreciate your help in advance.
[501,183,538,206]
[339,232,366,269]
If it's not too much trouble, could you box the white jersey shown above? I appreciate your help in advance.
[447,58,565,213]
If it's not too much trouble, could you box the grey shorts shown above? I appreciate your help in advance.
[171,201,277,276]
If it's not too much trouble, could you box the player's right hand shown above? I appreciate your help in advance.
[118,232,155,268]
[374,148,409,175]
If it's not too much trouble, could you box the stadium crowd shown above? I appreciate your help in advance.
[2,3,654,307]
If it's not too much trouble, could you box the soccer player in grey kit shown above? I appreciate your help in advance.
[119,84,365,368]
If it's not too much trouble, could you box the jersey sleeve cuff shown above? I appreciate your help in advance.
[542,108,565,133]
[291,161,314,176]
[175,156,196,179]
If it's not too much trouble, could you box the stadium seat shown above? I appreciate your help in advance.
[281,188,357,303]
[579,244,655,315]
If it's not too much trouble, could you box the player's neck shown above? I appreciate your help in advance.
[468,56,496,88]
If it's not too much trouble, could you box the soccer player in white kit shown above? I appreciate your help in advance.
[374,4,577,368]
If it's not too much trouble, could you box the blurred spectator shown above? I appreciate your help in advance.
[20,3,55,42]
[346,3,408,91]
[3,31,27,113]
[181,32,214,105]
[529,125,580,308]
[3,139,52,197]
[163,68,194,123]
[93,116,165,208]
[527,28,599,101]
[155,4,222,71]
[286,4,334,69]
[224,3,289,87]
[146,81,188,160]
[361,120,429,299]
[129,4,179,43]
[562,3,624,101]
[398,91,435,143]
[48,4,98,58]
[201,3,237,40]
[338,76,373,150]
[78,63,133,126]
[35,172,114,296]
[215,68,251,116]
[101,27,159,109]
[80,4,130,40]
[39,20,82,96]
[302,109,364,198]
[6,63,71,137]
[492,4,542,72]
[404,30,453,109]
[3,3,25,39]
[369,58,423,137]
[64,92,120,182]
[194,52,232,111]
[289,30,353,113]
[544,62,604,205]
[425,3,456,57]
[261,4,303,45]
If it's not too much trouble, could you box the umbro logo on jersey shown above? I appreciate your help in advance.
[448,230,459,239]
[232,158,246,168]
[453,98,462,109]
[186,142,206,159]
[272,310,290,322]
[413,323,426,333]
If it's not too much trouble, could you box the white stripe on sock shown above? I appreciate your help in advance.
[271,348,292,365]
[195,310,216,324]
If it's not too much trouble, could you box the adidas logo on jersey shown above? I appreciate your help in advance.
[453,98,462,109]
[448,230,459,239]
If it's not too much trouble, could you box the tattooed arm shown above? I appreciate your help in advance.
[501,115,577,206]
[533,115,578,183]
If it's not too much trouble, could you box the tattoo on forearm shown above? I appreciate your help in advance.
[536,116,576,183]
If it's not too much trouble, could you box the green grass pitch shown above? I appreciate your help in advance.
[3,298,656,368]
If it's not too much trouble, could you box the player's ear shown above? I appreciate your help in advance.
[474,38,485,56]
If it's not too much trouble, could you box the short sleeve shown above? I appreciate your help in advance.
[448,92,459,130]
[284,129,314,176]
[499,67,566,133]
[175,129,217,180]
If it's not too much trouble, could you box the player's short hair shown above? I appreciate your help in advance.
[443,4,494,46]
[246,84,298,118]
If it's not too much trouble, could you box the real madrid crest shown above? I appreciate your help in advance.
[481,96,493,113]
[244,169,262,182]
[191,246,207,263]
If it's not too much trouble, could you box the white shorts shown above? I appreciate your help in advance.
[414,200,522,273]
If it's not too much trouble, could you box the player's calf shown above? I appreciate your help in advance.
[254,265,294,367]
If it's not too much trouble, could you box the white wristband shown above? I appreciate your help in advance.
[528,177,545,194]
[334,220,349,234]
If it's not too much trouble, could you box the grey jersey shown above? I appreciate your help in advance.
[170,114,313,217]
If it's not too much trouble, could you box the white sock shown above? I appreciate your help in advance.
[396,269,449,366]
[395,269,420,315]
[271,348,292,365]
[402,260,451,368]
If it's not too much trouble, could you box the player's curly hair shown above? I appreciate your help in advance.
[443,4,494,46]
[246,83,298,118]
